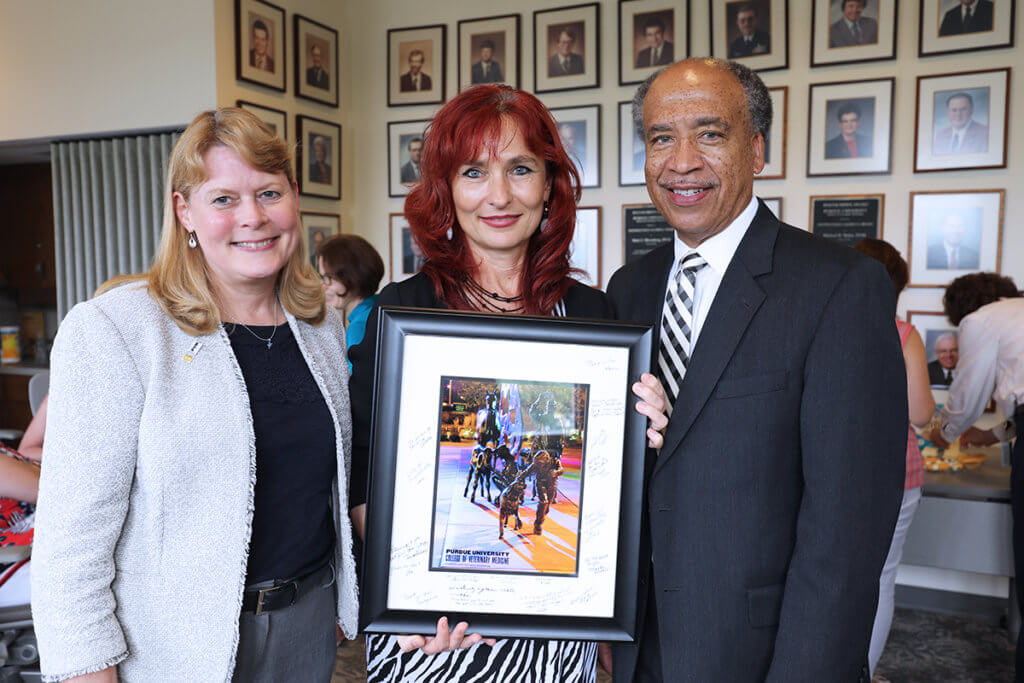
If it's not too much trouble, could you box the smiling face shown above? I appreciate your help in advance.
[318,256,349,311]
[840,112,860,138]
[842,0,865,22]
[252,26,268,57]
[946,95,973,129]
[409,52,424,75]
[557,31,575,57]
[935,335,959,369]
[642,61,764,247]
[451,119,552,263]
[645,25,665,48]
[174,146,299,295]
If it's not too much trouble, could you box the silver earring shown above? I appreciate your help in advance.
[445,227,453,240]
[188,232,197,249]
[542,201,550,218]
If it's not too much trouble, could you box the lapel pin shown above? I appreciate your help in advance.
[183,341,203,362]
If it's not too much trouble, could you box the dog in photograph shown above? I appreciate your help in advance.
[498,475,527,539]
[464,443,496,504]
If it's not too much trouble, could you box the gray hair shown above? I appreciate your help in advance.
[631,58,773,142]
[935,332,958,346]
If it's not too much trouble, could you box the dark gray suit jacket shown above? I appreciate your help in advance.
[606,203,906,682]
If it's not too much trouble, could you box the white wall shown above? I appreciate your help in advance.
[0,0,218,141]
[342,0,1024,306]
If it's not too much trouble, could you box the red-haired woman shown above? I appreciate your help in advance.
[349,85,667,682]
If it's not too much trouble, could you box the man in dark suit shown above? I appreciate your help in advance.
[824,102,873,158]
[400,50,432,92]
[728,4,771,58]
[548,28,585,76]
[470,40,504,84]
[603,58,906,682]
[829,0,880,46]
[400,137,422,185]
[939,0,994,35]
[635,17,675,68]
[306,44,329,89]
[927,333,959,386]
[926,214,980,270]
[249,19,275,72]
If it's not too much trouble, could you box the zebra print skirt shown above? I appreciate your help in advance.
[365,634,597,682]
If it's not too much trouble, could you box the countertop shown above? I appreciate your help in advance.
[922,447,1010,502]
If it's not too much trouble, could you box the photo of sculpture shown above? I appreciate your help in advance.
[829,0,880,47]
[547,22,586,77]
[307,134,332,184]
[470,33,505,84]
[399,43,434,92]
[305,37,330,90]
[429,376,589,575]
[932,88,990,155]
[925,208,983,270]
[823,97,875,159]
[633,11,675,67]
[925,330,959,387]
[938,0,994,36]
[248,13,276,72]
[726,1,772,57]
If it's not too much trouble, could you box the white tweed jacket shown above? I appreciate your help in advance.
[31,283,359,682]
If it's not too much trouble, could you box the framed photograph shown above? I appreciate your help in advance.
[388,119,431,198]
[388,24,446,107]
[619,101,646,186]
[619,0,690,85]
[906,311,959,390]
[919,0,1015,56]
[294,14,338,106]
[389,213,423,282]
[908,189,1005,288]
[302,211,340,269]
[913,68,1010,173]
[297,115,341,199]
[534,3,601,93]
[572,206,602,286]
[236,100,287,140]
[710,0,789,72]
[760,196,783,219]
[623,204,674,263]
[235,0,286,92]
[807,78,893,177]
[360,308,651,640]
[551,105,601,189]
[458,14,520,90]
[757,86,787,179]
[809,194,884,247]
[810,0,898,66]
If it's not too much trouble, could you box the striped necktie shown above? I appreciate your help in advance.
[659,252,707,412]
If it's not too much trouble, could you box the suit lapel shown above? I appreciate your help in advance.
[654,206,778,473]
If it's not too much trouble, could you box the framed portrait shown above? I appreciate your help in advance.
[810,0,898,66]
[806,78,893,177]
[388,119,431,198]
[572,206,602,286]
[458,14,520,90]
[534,3,601,93]
[235,0,286,92]
[551,105,601,189]
[809,194,884,247]
[908,189,1005,288]
[619,0,690,85]
[294,14,338,106]
[760,196,783,219]
[619,101,646,186]
[388,24,446,107]
[623,204,674,263]
[919,0,1015,56]
[236,100,287,141]
[359,308,651,640]
[710,0,789,72]
[301,211,340,269]
[906,311,959,390]
[913,68,1010,173]
[389,213,422,282]
[297,115,341,199]
[757,86,787,179]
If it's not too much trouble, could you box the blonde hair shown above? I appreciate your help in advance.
[98,108,325,335]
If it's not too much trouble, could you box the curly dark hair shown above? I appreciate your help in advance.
[943,272,1020,326]
[853,238,907,295]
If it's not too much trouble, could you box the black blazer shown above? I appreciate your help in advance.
[606,204,906,682]
[939,0,994,35]
[348,273,612,508]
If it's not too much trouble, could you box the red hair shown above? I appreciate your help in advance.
[404,85,582,314]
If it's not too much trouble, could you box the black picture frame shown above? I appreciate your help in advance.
[619,101,646,186]
[806,77,895,177]
[294,13,339,106]
[236,100,288,141]
[809,193,885,247]
[918,0,1016,57]
[710,0,789,72]
[235,0,287,92]
[622,204,674,263]
[457,14,521,90]
[297,114,341,199]
[360,307,652,641]
[534,3,602,94]
[619,0,691,86]
[550,104,602,188]
[388,24,447,107]
[387,118,432,198]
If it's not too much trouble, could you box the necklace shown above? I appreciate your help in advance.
[466,278,524,303]
[462,279,524,313]
[232,301,280,349]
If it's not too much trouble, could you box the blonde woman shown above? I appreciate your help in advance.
[32,109,359,682]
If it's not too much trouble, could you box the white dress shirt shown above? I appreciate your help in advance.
[941,297,1024,442]
[666,196,758,347]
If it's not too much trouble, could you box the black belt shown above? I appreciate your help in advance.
[241,563,331,615]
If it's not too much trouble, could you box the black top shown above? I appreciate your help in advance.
[227,322,336,583]
[347,273,612,508]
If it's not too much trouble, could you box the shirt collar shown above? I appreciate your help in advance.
[672,195,758,276]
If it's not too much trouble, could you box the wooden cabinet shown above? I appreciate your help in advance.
[0,163,56,307]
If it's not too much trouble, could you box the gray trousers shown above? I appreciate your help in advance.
[233,563,338,682]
